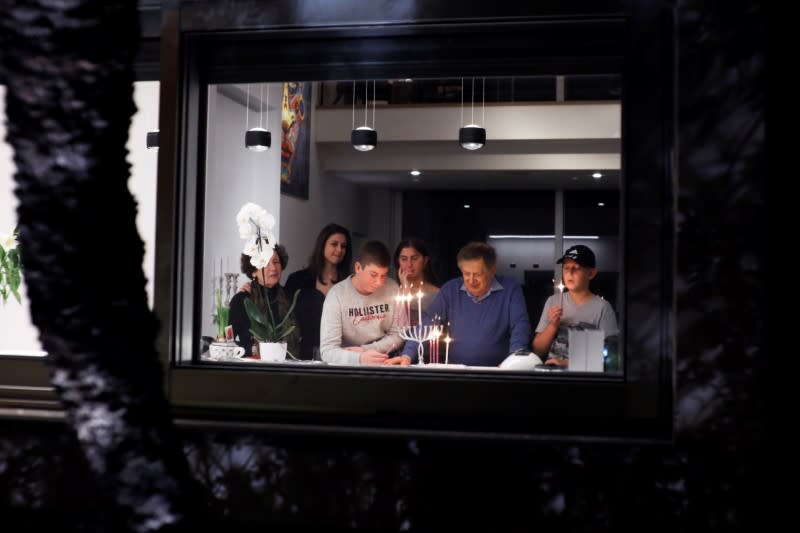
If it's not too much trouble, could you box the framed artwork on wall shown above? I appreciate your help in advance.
[280,81,311,199]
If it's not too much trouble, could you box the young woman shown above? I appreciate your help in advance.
[393,238,440,324]
[284,223,353,359]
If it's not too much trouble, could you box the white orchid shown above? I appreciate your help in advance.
[239,222,255,239]
[249,251,270,269]
[243,240,261,257]
[235,202,262,226]
[236,202,277,267]
[0,231,17,251]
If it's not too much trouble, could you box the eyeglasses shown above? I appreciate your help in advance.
[562,266,585,274]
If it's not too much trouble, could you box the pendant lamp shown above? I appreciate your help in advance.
[458,77,486,150]
[245,83,271,152]
[351,80,377,151]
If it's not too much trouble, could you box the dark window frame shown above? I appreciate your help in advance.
[152,4,675,442]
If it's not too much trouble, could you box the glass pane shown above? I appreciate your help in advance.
[563,189,622,373]
[194,76,622,373]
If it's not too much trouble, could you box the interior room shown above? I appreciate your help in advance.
[199,76,622,368]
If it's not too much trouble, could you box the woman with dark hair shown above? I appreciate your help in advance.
[284,223,352,358]
[393,238,440,323]
[228,244,300,358]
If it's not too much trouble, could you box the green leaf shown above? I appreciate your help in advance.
[242,288,299,343]
[0,242,22,306]
[244,297,275,342]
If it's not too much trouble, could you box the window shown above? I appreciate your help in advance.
[155,7,674,441]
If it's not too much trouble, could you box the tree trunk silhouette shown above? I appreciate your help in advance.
[0,1,202,531]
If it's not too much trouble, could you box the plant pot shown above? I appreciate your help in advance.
[258,341,287,362]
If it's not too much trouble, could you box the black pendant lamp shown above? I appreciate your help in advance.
[245,83,271,152]
[458,77,486,151]
[351,80,377,152]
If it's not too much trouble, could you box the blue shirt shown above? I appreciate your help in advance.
[401,275,531,366]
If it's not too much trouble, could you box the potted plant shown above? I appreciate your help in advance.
[0,227,21,305]
[211,288,230,342]
[243,288,300,361]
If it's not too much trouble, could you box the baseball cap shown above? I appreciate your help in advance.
[556,245,596,268]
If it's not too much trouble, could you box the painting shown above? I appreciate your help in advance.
[280,82,311,199]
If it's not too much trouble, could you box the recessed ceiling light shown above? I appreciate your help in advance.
[597,202,605,207]
[463,204,471,209]
[592,172,603,179]
[410,169,421,176]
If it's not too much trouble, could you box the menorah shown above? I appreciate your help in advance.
[398,324,442,365]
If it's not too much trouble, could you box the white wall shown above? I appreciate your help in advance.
[200,85,282,338]
[489,237,620,286]
[278,83,397,276]
[315,103,622,142]
[0,82,159,355]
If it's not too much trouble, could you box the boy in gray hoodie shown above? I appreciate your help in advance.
[319,240,409,366]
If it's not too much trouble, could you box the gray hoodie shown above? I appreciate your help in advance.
[319,275,402,365]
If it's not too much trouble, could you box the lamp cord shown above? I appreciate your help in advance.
[372,80,376,130]
[460,78,464,127]
[471,77,475,124]
[482,77,485,126]
[364,80,368,127]
[246,84,250,130]
[259,84,263,128]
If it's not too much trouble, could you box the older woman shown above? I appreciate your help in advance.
[228,244,301,358]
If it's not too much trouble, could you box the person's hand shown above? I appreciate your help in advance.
[547,305,562,326]
[544,358,568,367]
[398,268,409,287]
[359,349,389,365]
[384,355,412,366]
[239,281,252,293]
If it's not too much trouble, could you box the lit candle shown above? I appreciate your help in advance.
[557,281,565,308]
[395,292,402,326]
[416,288,423,326]
[444,335,451,365]
[406,293,412,326]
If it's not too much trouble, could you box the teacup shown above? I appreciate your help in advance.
[208,342,245,361]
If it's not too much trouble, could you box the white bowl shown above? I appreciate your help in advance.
[499,352,543,370]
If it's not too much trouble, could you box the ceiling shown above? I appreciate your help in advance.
[318,139,620,191]
[220,82,622,192]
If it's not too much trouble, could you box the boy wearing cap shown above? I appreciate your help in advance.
[532,244,619,367]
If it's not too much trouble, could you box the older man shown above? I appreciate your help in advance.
[401,242,531,366]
